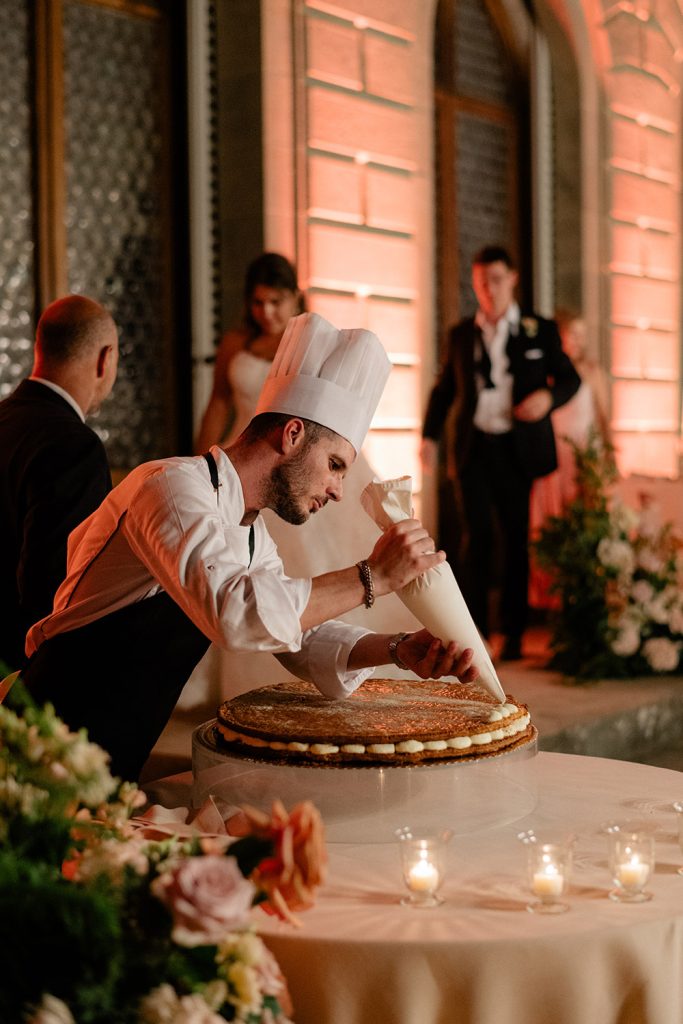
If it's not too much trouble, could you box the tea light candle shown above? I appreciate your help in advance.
[616,856,649,889]
[532,864,564,897]
[408,857,439,893]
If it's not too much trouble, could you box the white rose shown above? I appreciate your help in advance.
[27,995,75,1024]
[642,637,680,672]
[644,594,671,625]
[630,579,654,605]
[597,538,635,575]
[173,994,226,1024]
[611,623,641,657]
[152,855,255,947]
[637,547,664,574]
[139,985,225,1024]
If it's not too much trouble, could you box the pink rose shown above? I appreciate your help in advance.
[152,855,255,947]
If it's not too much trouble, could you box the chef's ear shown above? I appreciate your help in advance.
[281,417,306,454]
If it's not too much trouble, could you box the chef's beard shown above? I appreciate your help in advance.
[267,447,317,525]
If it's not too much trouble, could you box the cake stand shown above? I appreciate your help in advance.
[192,721,538,844]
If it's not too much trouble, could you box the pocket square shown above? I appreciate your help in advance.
[524,348,543,359]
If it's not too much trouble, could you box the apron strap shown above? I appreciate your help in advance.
[204,450,254,565]
[203,450,220,498]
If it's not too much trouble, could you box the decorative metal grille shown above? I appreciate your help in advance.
[0,0,35,398]
[455,112,511,316]
[62,0,169,468]
[454,0,514,106]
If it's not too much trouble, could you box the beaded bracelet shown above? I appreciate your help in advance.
[356,559,375,609]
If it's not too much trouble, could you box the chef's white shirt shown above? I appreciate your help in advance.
[26,446,373,699]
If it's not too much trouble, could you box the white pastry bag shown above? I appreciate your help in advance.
[361,476,506,703]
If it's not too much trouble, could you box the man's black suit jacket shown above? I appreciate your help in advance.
[423,312,581,481]
[0,379,112,669]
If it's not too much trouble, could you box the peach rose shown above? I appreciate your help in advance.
[241,800,327,926]
[152,855,255,946]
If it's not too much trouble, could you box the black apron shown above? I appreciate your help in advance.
[23,452,253,782]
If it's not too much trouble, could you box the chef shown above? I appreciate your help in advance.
[23,313,477,780]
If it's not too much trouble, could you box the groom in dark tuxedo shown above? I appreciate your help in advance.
[421,246,580,660]
[0,295,119,669]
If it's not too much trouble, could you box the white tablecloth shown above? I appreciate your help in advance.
[145,753,683,1024]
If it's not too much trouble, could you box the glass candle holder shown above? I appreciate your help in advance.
[607,830,654,903]
[525,841,571,914]
[395,828,452,908]
[673,803,683,876]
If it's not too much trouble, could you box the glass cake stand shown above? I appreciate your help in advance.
[192,721,538,844]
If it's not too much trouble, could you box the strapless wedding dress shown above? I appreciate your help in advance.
[180,350,420,713]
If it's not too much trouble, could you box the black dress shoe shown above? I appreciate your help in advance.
[500,636,523,661]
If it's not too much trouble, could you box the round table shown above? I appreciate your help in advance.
[249,753,683,1024]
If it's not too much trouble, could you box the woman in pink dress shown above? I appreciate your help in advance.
[529,311,612,608]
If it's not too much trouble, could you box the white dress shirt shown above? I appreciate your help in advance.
[26,446,373,699]
[472,302,519,434]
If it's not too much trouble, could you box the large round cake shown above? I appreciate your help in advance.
[214,678,533,766]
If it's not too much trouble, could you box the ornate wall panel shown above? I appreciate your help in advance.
[453,0,514,107]
[0,0,35,398]
[434,0,521,333]
[62,0,171,467]
[455,113,512,316]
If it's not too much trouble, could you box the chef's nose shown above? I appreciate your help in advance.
[327,480,342,502]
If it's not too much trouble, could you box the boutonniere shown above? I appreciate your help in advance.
[521,316,538,338]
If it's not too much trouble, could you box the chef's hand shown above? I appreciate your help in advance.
[368,520,445,595]
[396,629,479,683]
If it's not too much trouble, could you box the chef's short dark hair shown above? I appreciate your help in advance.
[242,412,337,449]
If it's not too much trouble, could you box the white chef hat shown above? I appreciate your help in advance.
[254,312,391,453]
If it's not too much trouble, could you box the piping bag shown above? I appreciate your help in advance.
[361,476,506,703]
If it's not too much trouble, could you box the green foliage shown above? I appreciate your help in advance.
[535,435,683,680]
[0,698,293,1024]
[0,851,122,1023]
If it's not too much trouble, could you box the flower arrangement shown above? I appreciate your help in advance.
[0,682,326,1024]
[534,436,683,680]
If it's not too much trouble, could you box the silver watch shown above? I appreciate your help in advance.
[388,631,410,671]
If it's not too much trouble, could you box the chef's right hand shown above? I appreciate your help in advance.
[367,519,445,595]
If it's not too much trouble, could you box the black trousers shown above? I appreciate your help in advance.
[458,430,531,640]
[23,593,211,782]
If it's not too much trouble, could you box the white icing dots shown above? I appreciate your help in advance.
[396,740,424,753]
[446,736,472,749]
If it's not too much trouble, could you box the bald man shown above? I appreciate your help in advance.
[0,295,119,669]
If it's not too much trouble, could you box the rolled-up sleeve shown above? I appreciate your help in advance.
[125,465,310,653]
[277,620,375,699]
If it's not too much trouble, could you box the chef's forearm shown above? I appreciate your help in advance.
[300,566,367,632]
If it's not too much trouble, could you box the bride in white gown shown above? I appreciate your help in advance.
[186,254,419,712]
